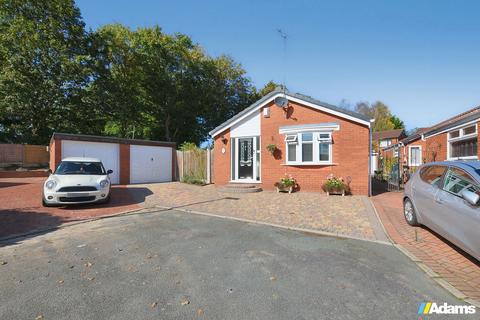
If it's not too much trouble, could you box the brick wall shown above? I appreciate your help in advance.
[425,132,448,162]
[119,144,130,184]
[213,101,370,195]
[213,129,231,186]
[49,139,62,171]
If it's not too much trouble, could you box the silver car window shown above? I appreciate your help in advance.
[443,167,480,197]
[419,165,447,186]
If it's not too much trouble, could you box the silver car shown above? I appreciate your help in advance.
[404,161,480,261]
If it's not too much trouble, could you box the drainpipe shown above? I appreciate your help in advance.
[368,119,375,197]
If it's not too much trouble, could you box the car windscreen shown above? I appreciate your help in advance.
[55,161,106,175]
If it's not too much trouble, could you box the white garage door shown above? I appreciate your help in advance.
[61,140,120,184]
[130,145,172,184]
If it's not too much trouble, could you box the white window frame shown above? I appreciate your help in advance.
[408,145,422,167]
[379,139,392,148]
[285,131,333,165]
[284,134,298,143]
[447,124,478,160]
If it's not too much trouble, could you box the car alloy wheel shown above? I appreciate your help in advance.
[403,198,419,226]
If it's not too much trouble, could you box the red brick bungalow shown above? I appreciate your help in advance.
[423,106,480,162]
[383,105,480,178]
[209,89,374,195]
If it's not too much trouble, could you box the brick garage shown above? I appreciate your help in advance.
[210,89,373,195]
[49,133,176,185]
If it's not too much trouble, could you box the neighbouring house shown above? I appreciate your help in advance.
[382,127,429,169]
[49,133,176,184]
[371,129,406,174]
[372,129,406,153]
[381,105,480,181]
[423,106,480,162]
[209,89,374,195]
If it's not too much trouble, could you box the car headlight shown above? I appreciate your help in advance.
[99,180,109,188]
[45,180,56,190]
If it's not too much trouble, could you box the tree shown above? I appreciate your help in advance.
[390,115,405,129]
[355,101,402,132]
[256,80,283,97]
[89,24,147,138]
[0,0,96,144]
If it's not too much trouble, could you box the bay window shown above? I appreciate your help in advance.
[301,133,313,162]
[448,124,478,159]
[285,132,332,165]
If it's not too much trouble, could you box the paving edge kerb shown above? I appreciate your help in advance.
[368,198,480,308]
[153,205,393,246]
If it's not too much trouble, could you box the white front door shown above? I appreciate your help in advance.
[232,136,260,182]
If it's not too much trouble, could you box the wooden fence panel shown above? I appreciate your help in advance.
[24,145,49,164]
[177,149,212,182]
[0,144,23,163]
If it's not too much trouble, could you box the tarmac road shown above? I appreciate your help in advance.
[0,209,473,319]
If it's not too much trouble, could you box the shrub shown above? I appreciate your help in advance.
[275,174,296,188]
[181,174,205,185]
[322,174,350,194]
[266,144,277,155]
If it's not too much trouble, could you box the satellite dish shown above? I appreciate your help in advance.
[274,96,288,108]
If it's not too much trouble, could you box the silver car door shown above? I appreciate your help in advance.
[436,167,480,259]
[413,165,446,226]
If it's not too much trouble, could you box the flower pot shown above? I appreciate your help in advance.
[326,188,345,196]
[276,185,293,194]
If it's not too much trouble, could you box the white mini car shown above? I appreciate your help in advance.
[43,157,112,206]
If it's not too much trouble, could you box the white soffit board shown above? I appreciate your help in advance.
[130,145,172,184]
[61,140,120,184]
[230,111,260,138]
[279,122,340,134]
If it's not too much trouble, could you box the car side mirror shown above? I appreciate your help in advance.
[461,190,479,206]
[107,169,113,175]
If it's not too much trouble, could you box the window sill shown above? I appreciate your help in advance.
[281,162,337,166]
[447,156,478,161]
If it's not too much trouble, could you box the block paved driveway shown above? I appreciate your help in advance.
[133,182,388,242]
[0,178,148,239]
[0,210,472,320]
[371,192,480,303]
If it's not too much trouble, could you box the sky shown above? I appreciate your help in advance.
[75,0,480,130]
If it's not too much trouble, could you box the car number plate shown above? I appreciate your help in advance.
[67,193,89,197]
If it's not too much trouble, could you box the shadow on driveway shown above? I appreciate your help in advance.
[0,177,153,244]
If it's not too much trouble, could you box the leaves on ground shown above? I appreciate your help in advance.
[180,298,190,306]
[150,302,158,308]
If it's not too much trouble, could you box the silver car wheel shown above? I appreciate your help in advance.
[404,201,414,222]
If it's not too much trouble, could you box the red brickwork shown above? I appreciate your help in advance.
[213,129,231,186]
[213,100,370,195]
[49,138,62,171]
[119,144,130,185]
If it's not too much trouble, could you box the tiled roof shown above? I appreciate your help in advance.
[209,88,371,137]
[424,106,480,137]
[372,129,405,140]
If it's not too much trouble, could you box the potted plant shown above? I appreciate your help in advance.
[266,143,277,155]
[322,174,350,196]
[275,175,296,193]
